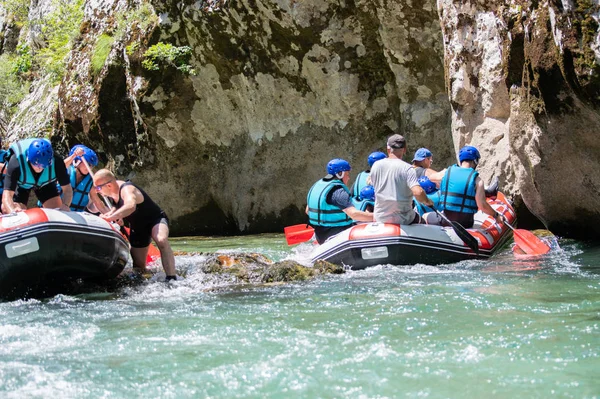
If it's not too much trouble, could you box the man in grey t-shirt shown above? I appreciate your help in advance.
[370,134,434,225]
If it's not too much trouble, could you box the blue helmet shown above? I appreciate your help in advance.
[327,158,351,176]
[360,185,375,201]
[82,147,98,166]
[418,176,437,194]
[27,139,54,168]
[367,151,386,167]
[458,145,480,163]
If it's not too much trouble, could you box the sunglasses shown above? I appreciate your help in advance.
[95,180,113,191]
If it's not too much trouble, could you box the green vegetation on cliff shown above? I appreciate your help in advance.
[36,0,85,82]
[0,0,83,121]
[142,42,196,75]
[91,34,115,76]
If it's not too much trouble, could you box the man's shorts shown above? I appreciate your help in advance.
[129,212,169,248]
[14,183,61,206]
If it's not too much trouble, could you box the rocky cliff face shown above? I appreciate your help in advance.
[1,0,599,238]
[438,0,600,238]
[57,0,452,235]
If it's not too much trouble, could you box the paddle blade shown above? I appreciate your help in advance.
[512,229,551,255]
[284,224,315,245]
[450,221,480,255]
[146,243,161,264]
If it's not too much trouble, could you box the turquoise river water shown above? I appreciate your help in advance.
[0,234,599,398]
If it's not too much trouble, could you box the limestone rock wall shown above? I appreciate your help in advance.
[438,0,600,238]
[5,0,598,238]
[58,0,453,235]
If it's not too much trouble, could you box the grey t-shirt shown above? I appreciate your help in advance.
[370,158,419,224]
[413,166,426,179]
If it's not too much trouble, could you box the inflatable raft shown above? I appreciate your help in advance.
[310,192,516,269]
[0,208,130,300]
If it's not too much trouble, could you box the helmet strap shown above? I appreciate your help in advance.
[336,171,345,179]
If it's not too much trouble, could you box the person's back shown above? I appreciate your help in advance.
[371,157,419,224]
[437,145,503,228]
[306,158,373,244]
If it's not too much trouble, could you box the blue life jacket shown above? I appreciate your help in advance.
[415,191,441,216]
[352,197,374,212]
[68,166,93,211]
[351,170,369,198]
[307,178,353,227]
[9,138,57,190]
[439,164,479,214]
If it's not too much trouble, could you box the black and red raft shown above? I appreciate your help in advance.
[0,208,129,300]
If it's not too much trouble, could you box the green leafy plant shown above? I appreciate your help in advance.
[142,42,196,75]
[90,34,115,76]
[126,42,140,56]
[12,44,33,76]
[0,54,30,118]
[0,0,30,25]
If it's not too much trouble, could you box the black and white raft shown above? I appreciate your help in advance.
[310,192,516,269]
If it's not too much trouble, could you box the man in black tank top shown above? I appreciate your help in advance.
[90,169,177,281]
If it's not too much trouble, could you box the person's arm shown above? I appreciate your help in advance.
[1,157,22,213]
[412,185,434,207]
[54,156,72,207]
[329,187,373,222]
[475,177,503,223]
[60,184,73,209]
[101,185,139,221]
[343,206,374,222]
[63,147,84,168]
[2,189,19,213]
[426,168,446,186]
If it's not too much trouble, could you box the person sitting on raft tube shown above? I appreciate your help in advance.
[370,134,434,225]
[306,158,374,244]
[432,145,503,228]
[411,147,446,186]
[352,184,375,213]
[350,151,386,198]
[90,169,177,281]
[1,138,73,214]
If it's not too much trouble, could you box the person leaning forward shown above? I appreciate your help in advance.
[370,134,434,225]
[2,138,73,213]
[306,158,374,244]
[90,169,177,281]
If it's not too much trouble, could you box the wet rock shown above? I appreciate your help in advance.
[196,252,343,283]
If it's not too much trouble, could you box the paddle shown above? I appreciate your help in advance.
[502,216,551,255]
[434,209,480,254]
[284,224,315,245]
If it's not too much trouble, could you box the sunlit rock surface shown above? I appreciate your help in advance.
[438,0,600,237]
[2,0,599,238]
[56,0,452,235]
